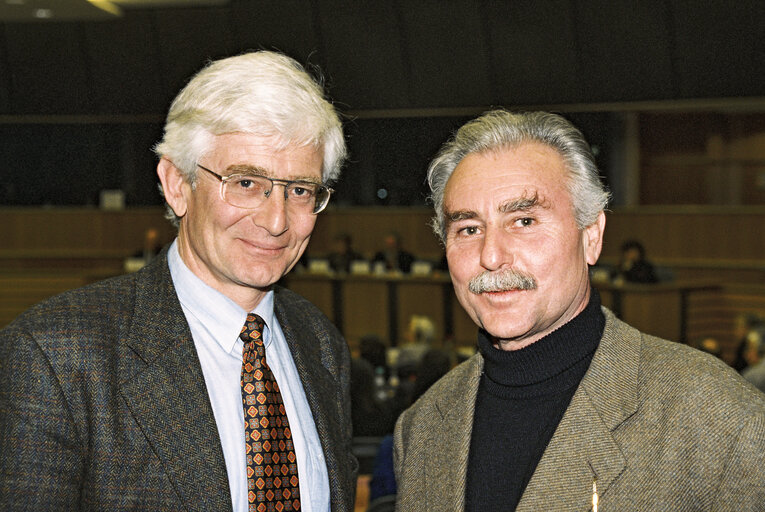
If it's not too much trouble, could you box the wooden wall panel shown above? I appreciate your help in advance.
[0,205,761,364]
[600,208,765,264]
[342,279,389,345]
[1,206,762,284]
[0,273,90,328]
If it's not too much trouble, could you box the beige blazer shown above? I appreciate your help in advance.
[394,308,765,511]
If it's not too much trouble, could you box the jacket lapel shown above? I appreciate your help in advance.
[517,308,640,512]
[274,290,354,511]
[428,355,483,510]
[118,256,232,512]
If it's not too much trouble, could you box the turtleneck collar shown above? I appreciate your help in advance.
[477,288,605,393]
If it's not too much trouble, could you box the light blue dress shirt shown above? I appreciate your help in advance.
[167,240,330,512]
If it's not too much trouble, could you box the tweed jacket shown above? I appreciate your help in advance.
[394,308,765,511]
[0,254,357,511]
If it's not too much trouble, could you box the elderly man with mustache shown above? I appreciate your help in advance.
[393,110,765,511]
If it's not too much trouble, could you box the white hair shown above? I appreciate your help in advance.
[154,51,346,224]
[427,110,610,242]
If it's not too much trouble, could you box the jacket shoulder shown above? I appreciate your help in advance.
[3,272,138,338]
[639,332,765,414]
[273,285,340,335]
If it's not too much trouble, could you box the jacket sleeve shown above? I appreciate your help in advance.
[0,323,84,510]
[711,412,765,510]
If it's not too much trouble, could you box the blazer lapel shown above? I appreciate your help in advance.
[427,355,483,510]
[517,308,640,512]
[118,257,232,512]
[275,292,354,511]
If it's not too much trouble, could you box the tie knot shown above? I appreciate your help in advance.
[240,314,265,345]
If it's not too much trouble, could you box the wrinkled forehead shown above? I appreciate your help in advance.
[443,144,571,210]
[205,132,324,180]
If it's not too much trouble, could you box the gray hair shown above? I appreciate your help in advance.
[154,51,346,225]
[427,110,610,242]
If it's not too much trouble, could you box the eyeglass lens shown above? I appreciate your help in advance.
[223,175,330,214]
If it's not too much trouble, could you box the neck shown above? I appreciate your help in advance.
[176,234,269,312]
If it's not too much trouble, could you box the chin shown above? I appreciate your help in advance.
[478,315,535,342]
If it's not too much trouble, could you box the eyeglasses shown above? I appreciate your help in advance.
[197,164,333,214]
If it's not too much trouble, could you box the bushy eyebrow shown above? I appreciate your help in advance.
[443,209,477,233]
[224,164,322,183]
[444,191,550,231]
[498,191,549,214]
[445,209,477,223]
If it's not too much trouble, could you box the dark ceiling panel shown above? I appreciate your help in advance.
[399,0,491,108]
[318,0,409,110]
[483,0,581,106]
[0,25,10,112]
[671,1,765,99]
[228,0,320,66]
[3,22,92,114]
[81,11,165,114]
[151,6,239,108]
[574,0,674,102]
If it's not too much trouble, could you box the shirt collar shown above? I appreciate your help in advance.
[167,239,276,354]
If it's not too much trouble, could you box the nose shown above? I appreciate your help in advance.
[479,225,513,271]
[252,183,289,236]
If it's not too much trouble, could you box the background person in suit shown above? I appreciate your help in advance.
[372,232,415,274]
[610,239,658,284]
[393,110,765,511]
[0,51,357,511]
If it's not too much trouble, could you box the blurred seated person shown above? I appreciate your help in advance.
[359,334,389,378]
[611,239,658,284]
[350,358,395,437]
[369,348,455,502]
[732,313,763,373]
[742,327,765,393]
[328,232,363,273]
[695,336,722,359]
[125,227,166,272]
[373,232,415,273]
[386,316,437,434]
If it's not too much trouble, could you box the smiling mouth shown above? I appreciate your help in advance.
[239,238,287,252]
[482,288,528,297]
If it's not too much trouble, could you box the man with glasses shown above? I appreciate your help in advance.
[1,51,357,511]
[393,110,765,511]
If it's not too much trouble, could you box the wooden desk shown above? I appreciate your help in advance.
[594,280,721,342]
[280,272,477,348]
[283,273,722,348]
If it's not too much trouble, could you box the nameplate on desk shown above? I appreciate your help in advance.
[308,259,331,274]
[350,260,371,275]
[411,261,433,276]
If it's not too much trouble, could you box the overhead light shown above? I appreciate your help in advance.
[33,8,52,18]
[87,0,121,16]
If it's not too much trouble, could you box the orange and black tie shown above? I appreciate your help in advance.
[240,314,300,512]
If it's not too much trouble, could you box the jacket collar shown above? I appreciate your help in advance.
[274,287,355,511]
[519,307,640,511]
[118,254,233,512]
[431,307,640,511]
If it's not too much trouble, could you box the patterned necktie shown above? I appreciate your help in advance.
[240,314,301,512]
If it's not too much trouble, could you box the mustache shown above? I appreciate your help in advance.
[468,268,537,294]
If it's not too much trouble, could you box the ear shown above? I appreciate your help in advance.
[157,157,189,219]
[583,210,606,265]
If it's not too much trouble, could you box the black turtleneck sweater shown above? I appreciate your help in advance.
[465,290,605,512]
